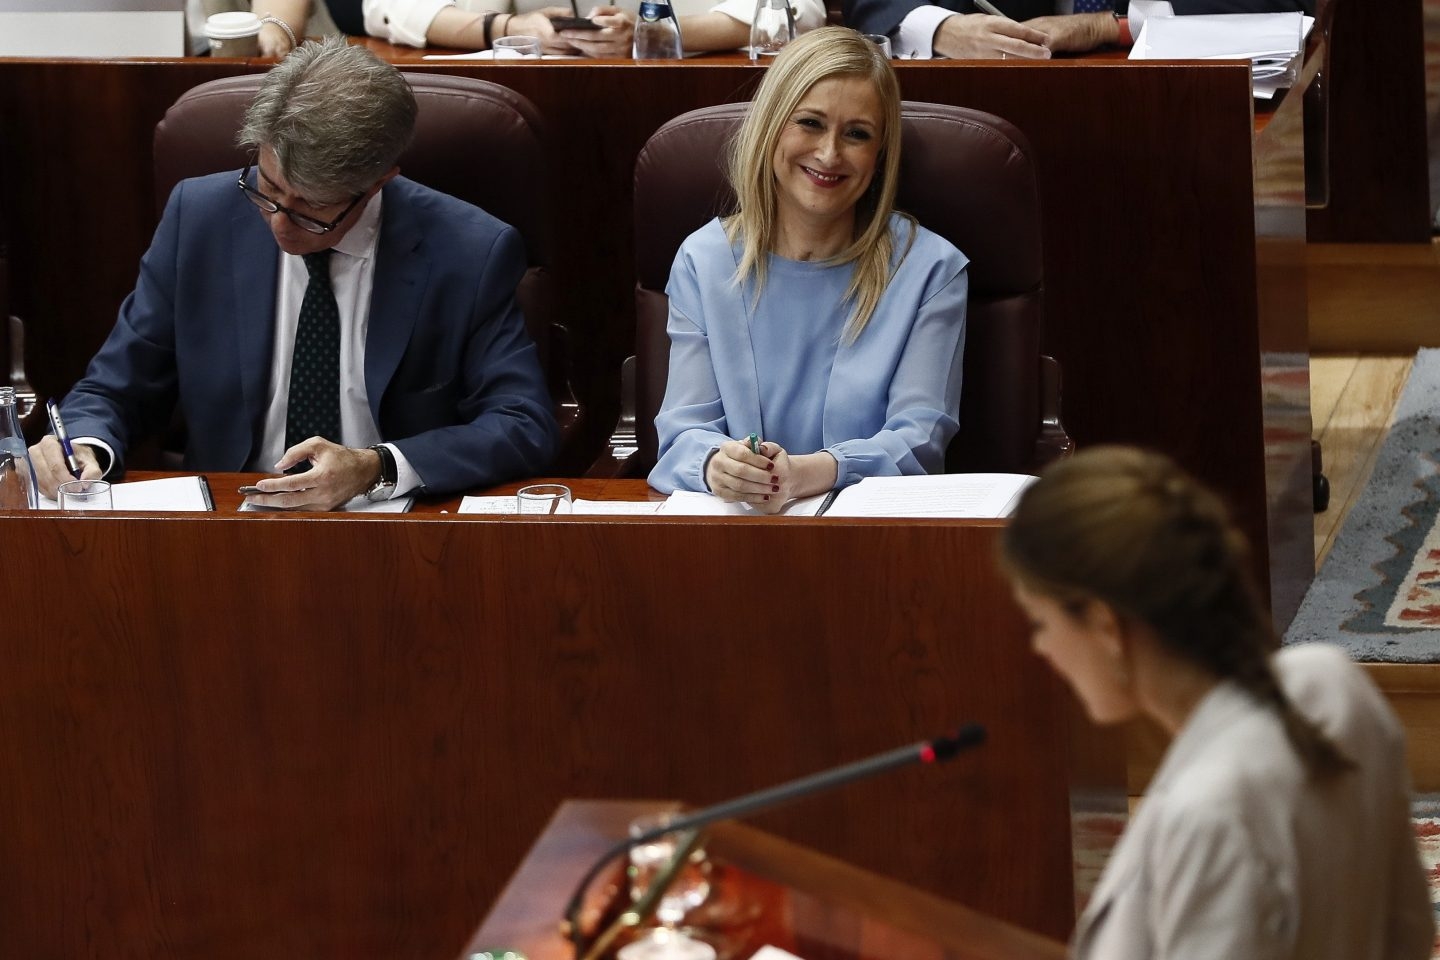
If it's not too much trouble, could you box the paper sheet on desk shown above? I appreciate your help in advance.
[1129,10,1313,93]
[823,473,1037,518]
[421,50,583,59]
[659,490,829,516]
[38,475,213,511]
[239,495,413,513]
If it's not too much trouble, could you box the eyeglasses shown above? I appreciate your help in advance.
[236,160,366,235]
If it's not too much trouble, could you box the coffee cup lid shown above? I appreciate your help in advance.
[205,11,261,39]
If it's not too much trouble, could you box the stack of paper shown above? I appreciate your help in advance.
[1129,10,1313,97]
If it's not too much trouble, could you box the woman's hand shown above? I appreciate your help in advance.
[563,6,634,58]
[705,439,778,506]
[506,8,574,54]
[755,443,839,514]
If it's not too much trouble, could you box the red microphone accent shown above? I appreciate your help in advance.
[919,744,936,764]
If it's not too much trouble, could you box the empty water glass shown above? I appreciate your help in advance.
[516,483,572,515]
[58,479,112,511]
[493,35,542,59]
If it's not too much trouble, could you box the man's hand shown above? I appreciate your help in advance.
[1023,12,1119,53]
[28,435,102,500]
[562,6,635,58]
[933,13,1050,59]
[242,437,381,511]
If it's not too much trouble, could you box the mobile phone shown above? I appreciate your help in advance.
[549,15,602,29]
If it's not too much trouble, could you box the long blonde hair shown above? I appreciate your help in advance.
[1002,446,1353,781]
[724,27,912,343]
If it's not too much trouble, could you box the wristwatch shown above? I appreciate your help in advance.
[366,443,397,502]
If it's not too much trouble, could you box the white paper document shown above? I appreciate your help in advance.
[571,498,663,515]
[458,495,519,514]
[823,473,1037,519]
[1129,11,1313,93]
[658,490,829,517]
[239,495,414,513]
[39,475,213,511]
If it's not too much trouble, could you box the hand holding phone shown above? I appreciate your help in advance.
[549,15,602,29]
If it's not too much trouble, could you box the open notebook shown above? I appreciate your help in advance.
[660,473,1037,519]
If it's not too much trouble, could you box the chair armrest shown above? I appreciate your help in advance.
[585,355,644,479]
[1030,354,1075,471]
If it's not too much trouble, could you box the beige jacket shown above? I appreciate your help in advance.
[1074,644,1434,960]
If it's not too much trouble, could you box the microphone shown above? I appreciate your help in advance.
[561,724,986,957]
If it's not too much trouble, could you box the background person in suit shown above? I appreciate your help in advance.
[1001,446,1433,960]
[648,27,969,509]
[28,37,558,509]
[843,0,1316,60]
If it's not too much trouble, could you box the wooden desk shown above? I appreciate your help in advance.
[0,51,1313,629]
[466,799,1069,960]
[0,481,1115,959]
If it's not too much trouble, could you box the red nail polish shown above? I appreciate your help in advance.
[770,475,778,484]
[772,484,779,492]
[767,461,775,471]
[764,495,770,501]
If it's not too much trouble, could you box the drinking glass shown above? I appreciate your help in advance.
[493,35,542,59]
[58,479,112,511]
[862,33,893,58]
[516,483,572,515]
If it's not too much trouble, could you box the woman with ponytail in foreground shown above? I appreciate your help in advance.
[1001,446,1434,960]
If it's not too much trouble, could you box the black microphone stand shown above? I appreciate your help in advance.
[561,724,986,958]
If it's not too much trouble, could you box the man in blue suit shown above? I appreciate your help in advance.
[29,37,558,509]
[843,0,1314,60]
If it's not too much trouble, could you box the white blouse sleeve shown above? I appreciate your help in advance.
[363,0,454,46]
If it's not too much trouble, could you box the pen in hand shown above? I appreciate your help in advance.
[972,0,1012,18]
[45,399,83,480]
[747,432,762,456]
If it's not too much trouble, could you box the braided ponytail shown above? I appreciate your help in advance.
[1001,446,1353,781]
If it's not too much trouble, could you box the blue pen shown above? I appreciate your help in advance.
[46,399,82,480]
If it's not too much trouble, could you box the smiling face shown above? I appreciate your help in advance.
[770,75,884,245]
[1012,583,1140,726]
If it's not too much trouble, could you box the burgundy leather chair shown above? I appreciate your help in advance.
[592,100,1071,478]
[151,73,581,462]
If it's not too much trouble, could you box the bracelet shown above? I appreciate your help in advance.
[497,13,511,38]
[483,11,499,48]
[257,16,297,52]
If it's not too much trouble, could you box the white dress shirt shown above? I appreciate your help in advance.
[893,0,1068,58]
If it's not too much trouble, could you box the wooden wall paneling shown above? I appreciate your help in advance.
[0,512,1094,959]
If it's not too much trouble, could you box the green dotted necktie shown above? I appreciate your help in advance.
[284,250,342,450]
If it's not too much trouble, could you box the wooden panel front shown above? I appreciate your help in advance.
[0,510,1084,958]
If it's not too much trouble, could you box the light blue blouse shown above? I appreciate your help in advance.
[648,214,969,494]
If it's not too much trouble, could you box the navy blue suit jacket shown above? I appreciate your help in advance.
[63,172,559,495]
[843,0,1314,48]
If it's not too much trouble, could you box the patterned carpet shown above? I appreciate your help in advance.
[1287,350,1440,660]
[1074,799,1440,954]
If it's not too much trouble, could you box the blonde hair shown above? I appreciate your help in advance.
[724,26,912,343]
[1002,446,1353,781]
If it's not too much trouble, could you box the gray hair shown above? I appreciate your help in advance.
[238,36,417,205]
